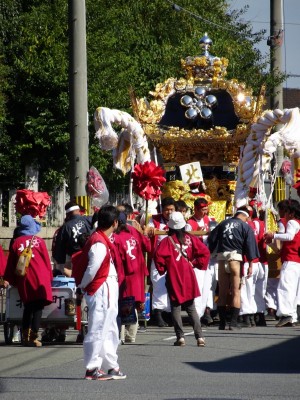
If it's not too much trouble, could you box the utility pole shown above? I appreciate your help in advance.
[270,0,284,110]
[68,0,89,200]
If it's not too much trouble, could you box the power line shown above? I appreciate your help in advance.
[244,20,300,26]
[163,0,267,39]
[228,0,300,27]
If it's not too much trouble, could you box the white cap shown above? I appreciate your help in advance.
[167,212,186,230]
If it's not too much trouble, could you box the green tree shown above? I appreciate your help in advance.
[1,1,70,191]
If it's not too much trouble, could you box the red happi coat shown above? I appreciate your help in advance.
[187,215,214,232]
[113,227,151,303]
[280,219,300,263]
[72,230,125,295]
[150,213,168,255]
[245,220,260,263]
[252,218,267,264]
[4,235,53,305]
[0,245,7,276]
[154,233,210,304]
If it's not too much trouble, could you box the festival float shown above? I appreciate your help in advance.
[93,33,300,222]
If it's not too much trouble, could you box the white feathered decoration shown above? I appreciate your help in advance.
[94,106,151,167]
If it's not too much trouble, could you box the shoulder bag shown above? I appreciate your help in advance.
[15,236,35,277]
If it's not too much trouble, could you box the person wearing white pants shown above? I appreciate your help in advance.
[84,276,120,373]
[75,205,126,381]
[249,210,268,326]
[187,198,215,323]
[277,262,300,322]
[265,200,289,319]
[145,197,176,327]
[239,207,265,327]
[264,200,300,327]
[254,262,269,322]
[239,262,260,326]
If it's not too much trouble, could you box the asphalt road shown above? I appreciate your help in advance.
[0,319,300,400]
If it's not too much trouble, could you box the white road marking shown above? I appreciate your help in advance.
[163,329,206,341]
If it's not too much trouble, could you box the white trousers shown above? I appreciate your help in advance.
[255,264,268,313]
[83,276,120,371]
[277,261,300,318]
[240,262,259,315]
[265,278,279,310]
[207,260,218,311]
[150,261,170,311]
[194,262,217,318]
[194,269,205,318]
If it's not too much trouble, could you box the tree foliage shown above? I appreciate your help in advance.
[0,0,284,194]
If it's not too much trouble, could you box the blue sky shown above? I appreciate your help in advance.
[228,0,300,88]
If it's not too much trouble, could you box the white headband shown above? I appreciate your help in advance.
[66,205,80,213]
[236,210,249,218]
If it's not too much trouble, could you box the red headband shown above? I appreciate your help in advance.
[195,202,208,209]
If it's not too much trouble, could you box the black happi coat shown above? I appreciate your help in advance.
[208,217,259,261]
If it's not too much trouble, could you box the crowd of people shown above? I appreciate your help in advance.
[1,194,300,381]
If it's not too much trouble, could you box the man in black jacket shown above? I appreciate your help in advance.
[52,201,93,276]
[208,206,259,331]
[41,202,93,344]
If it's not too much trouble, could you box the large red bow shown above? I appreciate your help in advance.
[132,161,166,201]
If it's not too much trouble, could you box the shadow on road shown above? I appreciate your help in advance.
[186,335,300,373]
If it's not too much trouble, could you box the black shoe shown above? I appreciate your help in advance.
[276,316,292,327]
[229,307,241,330]
[255,313,267,327]
[249,314,256,327]
[217,306,227,330]
[76,333,84,343]
[53,334,66,343]
[157,319,168,327]
[41,334,53,343]
[154,309,168,327]
[285,322,296,327]
[162,311,173,327]
[218,323,226,330]
[41,328,56,343]
[240,315,251,328]
[201,313,214,326]
[202,307,214,326]
[265,308,276,321]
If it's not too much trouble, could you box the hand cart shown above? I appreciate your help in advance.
[1,276,88,344]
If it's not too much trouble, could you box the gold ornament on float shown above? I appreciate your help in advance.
[133,34,261,167]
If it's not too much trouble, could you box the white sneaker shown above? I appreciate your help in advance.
[12,328,21,343]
